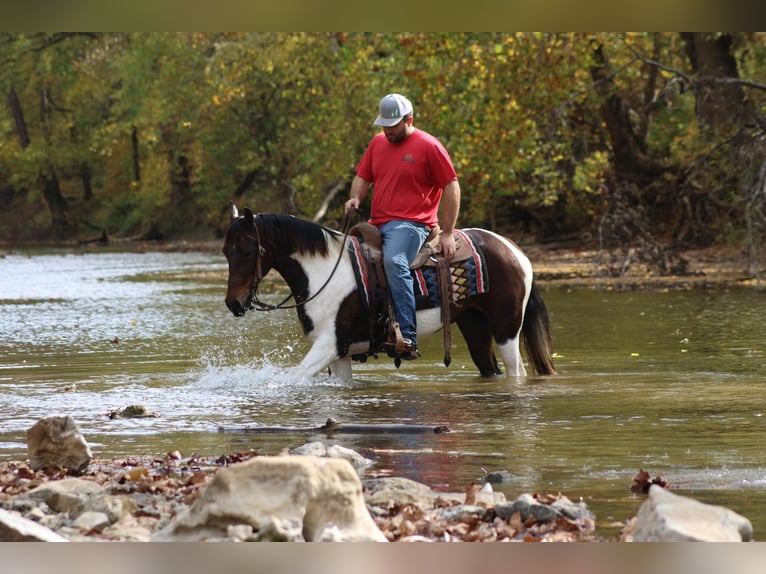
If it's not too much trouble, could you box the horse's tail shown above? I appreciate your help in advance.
[521,281,557,375]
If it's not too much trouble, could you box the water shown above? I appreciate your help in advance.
[2,248,765,539]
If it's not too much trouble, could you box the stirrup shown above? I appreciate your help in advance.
[399,338,420,361]
[379,338,420,361]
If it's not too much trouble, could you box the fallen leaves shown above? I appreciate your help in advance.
[372,489,597,542]
[630,469,668,494]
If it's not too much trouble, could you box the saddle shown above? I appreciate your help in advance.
[348,222,473,366]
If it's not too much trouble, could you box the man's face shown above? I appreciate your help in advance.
[383,117,411,143]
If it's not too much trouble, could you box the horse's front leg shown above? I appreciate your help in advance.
[328,356,352,382]
[291,335,342,380]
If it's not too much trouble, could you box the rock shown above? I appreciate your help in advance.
[363,477,506,510]
[632,485,753,542]
[103,515,154,541]
[433,504,487,522]
[325,444,373,473]
[108,404,158,419]
[482,470,513,483]
[26,416,92,473]
[153,455,387,542]
[76,494,137,523]
[24,478,104,514]
[288,441,373,474]
[0,508,68,542]
[494,493,558,523]
[73,511,110,531]
[289,441,328,457]
[550,495,595,521]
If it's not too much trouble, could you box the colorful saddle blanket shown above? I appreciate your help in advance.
[346,229,489,313]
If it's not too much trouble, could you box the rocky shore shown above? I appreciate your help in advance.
[0,416,754,543]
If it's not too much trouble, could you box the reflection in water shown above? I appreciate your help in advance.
[2,250,766,538]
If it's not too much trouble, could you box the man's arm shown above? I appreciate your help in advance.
[438,179,461,260]
[345,175,371,214]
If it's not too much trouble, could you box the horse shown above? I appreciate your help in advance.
[223,204,556,381]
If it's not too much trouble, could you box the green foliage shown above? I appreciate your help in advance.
[1,32,765,248]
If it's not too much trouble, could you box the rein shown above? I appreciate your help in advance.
[249,210,359,312]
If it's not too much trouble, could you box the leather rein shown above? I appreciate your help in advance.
[246,211,356,312]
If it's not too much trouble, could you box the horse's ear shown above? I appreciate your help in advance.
[244,208,255,228]
[229,202,239,221]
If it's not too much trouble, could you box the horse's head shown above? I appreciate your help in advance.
[222,203,266,316]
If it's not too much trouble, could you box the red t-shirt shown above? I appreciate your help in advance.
[356,128,457,228]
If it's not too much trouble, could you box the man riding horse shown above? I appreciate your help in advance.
[344,93,461,361]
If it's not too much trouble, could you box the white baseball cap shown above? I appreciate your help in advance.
[373,93,413,127]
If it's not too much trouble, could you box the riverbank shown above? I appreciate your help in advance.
[527,243,765,290]
[0,448,605,542]
[4,237,762,290]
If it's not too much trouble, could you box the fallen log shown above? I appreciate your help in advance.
[218,417,450,435]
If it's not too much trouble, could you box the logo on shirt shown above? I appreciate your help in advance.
[401,153,415,164]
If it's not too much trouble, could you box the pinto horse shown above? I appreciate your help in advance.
[223,204,556,381]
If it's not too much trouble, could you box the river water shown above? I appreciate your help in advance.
[1,248,765,539]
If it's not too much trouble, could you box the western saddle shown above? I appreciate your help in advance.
[347,222,475,367]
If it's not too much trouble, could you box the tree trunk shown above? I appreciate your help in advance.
[81,162,93,201]
[40,166,69,238]
[8,86,30,149]
[131,126,141,182]
[39,87,70,237]
[590,42,666,182]
[169,153,191,205]
[234,169,258,198]
[680,32,750,132]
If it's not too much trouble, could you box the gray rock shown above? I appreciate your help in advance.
[103,516,153,542]
[550,495,595,521]
[633,485,753,542]
[108,404,158,419]
[24,478,104,514]
[77,494,137,523]
[433,504,487,522]
[494,493,559,523]
[26,416,92,473]
[482,470,513,483]
[154,455,387,542]
[73,511,110,531]
[0,508,68,542]
[325,444,373,473]
[289,441,328,457]
[363,476,506,510]
[288,442,372,474]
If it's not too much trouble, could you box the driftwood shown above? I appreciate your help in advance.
[218,417,450,435]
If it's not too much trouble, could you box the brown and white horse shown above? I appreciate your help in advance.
[223,204,556,381]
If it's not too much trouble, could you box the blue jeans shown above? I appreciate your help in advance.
[378,220,430,343]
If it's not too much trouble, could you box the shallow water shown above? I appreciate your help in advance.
[1,248,765,539]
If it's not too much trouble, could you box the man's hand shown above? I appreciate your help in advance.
[439,231,456,261]
[344,196,360,215]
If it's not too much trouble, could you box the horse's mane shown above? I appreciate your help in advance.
[241,213,339,257]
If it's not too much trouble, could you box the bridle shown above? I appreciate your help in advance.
[242,211,357,312]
